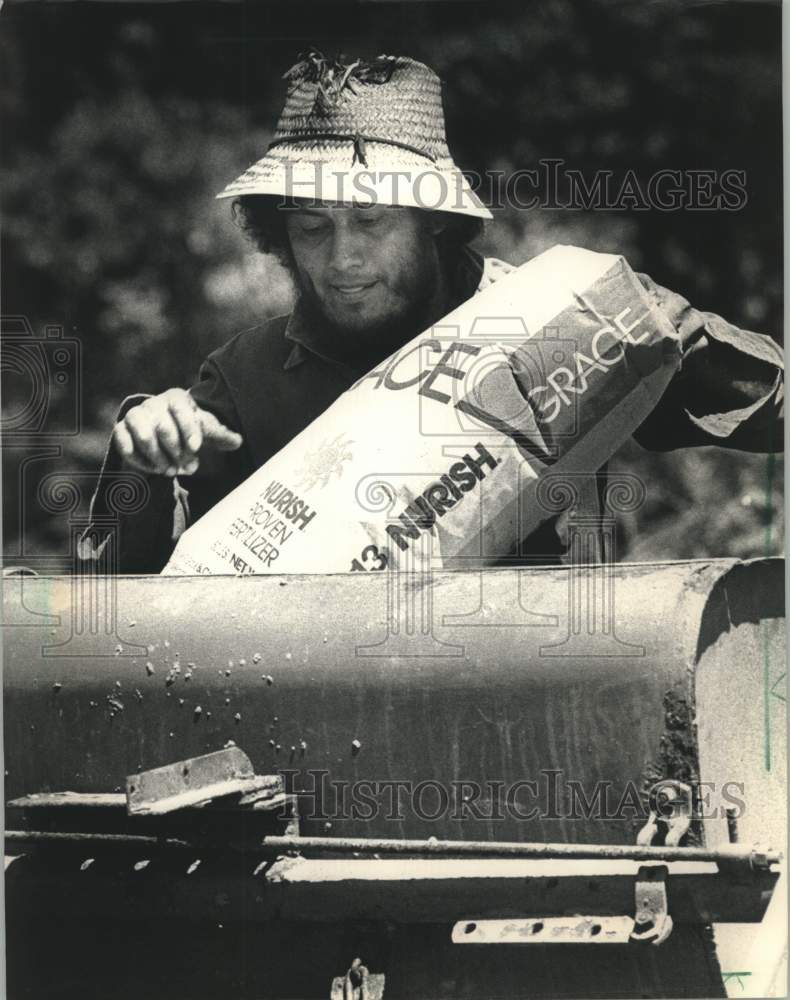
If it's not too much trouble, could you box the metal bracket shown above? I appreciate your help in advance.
[126,747,279,816]
[452,916,633,945]
[630,864,673,944]
[453,864,675,946]
[330,958,385,1000]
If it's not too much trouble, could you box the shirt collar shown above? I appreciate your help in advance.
[281,246,486,372]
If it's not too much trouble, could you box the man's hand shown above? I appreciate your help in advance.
[112,388,243,476]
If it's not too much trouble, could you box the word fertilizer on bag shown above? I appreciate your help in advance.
[162,245,682,576]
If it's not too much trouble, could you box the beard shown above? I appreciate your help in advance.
[292,249,447,371]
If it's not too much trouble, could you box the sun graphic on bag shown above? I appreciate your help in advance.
[293,432,355,491]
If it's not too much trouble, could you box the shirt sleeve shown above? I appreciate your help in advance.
[77,359,250,575]
[632,273,783,452]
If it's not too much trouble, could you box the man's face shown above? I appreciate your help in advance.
[284,203,443,342]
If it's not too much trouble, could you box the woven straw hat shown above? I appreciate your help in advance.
[216,51,492,220]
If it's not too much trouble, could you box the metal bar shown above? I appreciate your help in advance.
[262,836,782,869]
[5,831,195,851]
[7,829,781,870]
[8,793,127,810]
[451,916,635,945]
[8,789,285,815]
[4,855,778,925]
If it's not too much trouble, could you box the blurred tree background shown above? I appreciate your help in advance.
[1,0,783,567]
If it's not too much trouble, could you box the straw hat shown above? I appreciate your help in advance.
[216,50,492,220]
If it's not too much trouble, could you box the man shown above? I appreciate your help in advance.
[82,51,783,574]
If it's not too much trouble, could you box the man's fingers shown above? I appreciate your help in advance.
[124,408,170,470]
[168,393,203,454]
[198,411,243,452]
[115,393,239,477]
[174,458,200,476]
[123,451,164,476]
[112,421,136,461]
[154,412,186,467]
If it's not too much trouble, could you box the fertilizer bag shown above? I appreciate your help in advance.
[162,245,682,575]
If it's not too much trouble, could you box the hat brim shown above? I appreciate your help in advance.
[216,155,493,220]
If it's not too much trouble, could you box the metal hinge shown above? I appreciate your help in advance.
[330,958,386,1000]
[630,864,672,944]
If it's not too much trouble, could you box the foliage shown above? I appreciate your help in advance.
[1,0,782,563]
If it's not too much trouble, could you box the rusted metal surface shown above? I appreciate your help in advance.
[5,559,780,844]
[3,910,730,999]
[690,556,787,994]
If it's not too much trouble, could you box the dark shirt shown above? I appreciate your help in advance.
[81,249,784,574]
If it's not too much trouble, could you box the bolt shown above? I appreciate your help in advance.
[146,663,155,676]
[53,682,62,692]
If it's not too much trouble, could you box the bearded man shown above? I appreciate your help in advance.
[82,51,783,573]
